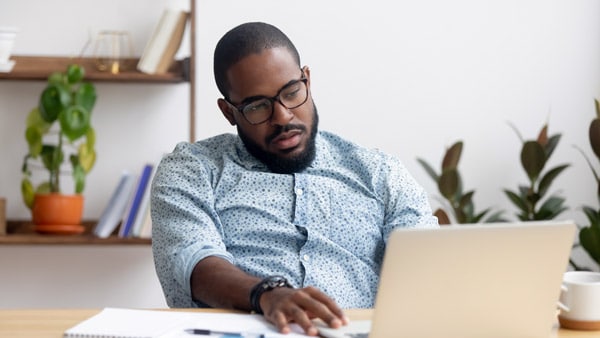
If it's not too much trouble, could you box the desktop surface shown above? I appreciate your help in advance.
[0,308,596,338]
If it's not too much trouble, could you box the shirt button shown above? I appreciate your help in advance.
[303,254,310,261]
[295,188,304,196]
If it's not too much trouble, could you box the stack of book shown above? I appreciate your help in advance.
[137,8,189,74]
[93,163,156,239]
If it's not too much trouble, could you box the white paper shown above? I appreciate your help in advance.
[64,308,310,338]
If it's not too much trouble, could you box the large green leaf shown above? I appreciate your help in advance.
[38,83,71,122]
[590,119,600,161]
[25,107,51,132]
[538,164,569,198]
[75,82,97,112]
[78,142,96,173]
[580,223,600,265]
[71,157,86,194]
[59,105,90,141]
[521,141,546,182]
[47,71,65,85]
[544,134,561,159]
[25,126,42,157]
[455,208,467,224]
[20,178,35,209]
[535,196,567,220]
[85,127,96,150]
[66,64,85,84]
[582,206,600,225]
[40,145,63,171]
[442,141,463,170]
[439,169,459,200]
[504,189,528,214]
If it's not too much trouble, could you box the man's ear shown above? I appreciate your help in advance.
[217,98,236,126]
[303,66,311,87]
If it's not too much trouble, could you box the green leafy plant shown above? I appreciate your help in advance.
[21,64,97,209]
[418,141,505,224]
[573,99,600,269]
[504,123,569,221]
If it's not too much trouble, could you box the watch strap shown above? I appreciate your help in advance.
[249,275,293,314]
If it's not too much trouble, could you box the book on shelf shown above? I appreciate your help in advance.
[93,172,136,238]
[137,202,153,239]
[119,164,154,237]
[129,163,157,238]
[137,8,189,74]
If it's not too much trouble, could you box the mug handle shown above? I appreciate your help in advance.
[557,285,570,312]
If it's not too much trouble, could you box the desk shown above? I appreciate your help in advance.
[0,308,595,337]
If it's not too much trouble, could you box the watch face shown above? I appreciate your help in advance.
[266,277,286,288]
[263,276,289,289]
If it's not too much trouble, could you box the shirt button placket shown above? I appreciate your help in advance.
[293,174,307,226]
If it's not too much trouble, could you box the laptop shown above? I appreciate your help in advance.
[318,220,576,338]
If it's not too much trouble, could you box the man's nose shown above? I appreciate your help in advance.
[269,101,294,126]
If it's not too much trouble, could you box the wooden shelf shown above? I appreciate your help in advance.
[0,0,196,142]
[0,56,189,83]
[0,220,151,245]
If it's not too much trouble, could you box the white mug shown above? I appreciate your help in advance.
[558,271,600,330]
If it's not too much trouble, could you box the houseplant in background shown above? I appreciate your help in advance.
[417,140,505,224]
[21,64,97,235]
[503,122,570,221]
[572,99,600,271]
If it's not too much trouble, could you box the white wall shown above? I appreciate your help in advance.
[0,246,166,308]
[0,0,599,308]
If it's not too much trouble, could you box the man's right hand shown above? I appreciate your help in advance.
[191,257,348,336]
[260,285,349,336]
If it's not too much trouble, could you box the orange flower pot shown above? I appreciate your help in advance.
[32,193,85,235]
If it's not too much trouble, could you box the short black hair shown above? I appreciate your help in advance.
[213,22,301,99]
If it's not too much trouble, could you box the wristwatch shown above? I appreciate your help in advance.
[249,275,293,314]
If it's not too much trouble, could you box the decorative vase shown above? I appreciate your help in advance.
[32,193,85,235]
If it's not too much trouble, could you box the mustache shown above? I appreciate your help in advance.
[266,124,306,144]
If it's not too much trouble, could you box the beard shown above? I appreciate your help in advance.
[238,103,319,174]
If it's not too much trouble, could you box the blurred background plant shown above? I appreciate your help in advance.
[503,123,569,221]
[417,141,506,224]
[571,99,600,271]
[20,64,97,209]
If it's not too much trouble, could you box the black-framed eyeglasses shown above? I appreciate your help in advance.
[226,71,309,125]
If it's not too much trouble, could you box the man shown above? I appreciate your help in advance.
[151,22,438,336]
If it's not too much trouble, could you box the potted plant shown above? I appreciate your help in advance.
[417,140,505,224]
[21,64,97,235]
[573,99,600,270]
[503,122,570,221]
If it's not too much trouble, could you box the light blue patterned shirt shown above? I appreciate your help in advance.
[151,131,438,309]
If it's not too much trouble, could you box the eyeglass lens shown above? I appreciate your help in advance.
[242,80,308,124]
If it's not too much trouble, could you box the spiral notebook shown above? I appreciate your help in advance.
[63,308,191,338]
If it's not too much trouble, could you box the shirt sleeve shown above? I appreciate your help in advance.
[377,152,439,242]
[151,142,233,308]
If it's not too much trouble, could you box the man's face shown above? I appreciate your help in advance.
[218,47,318,174]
